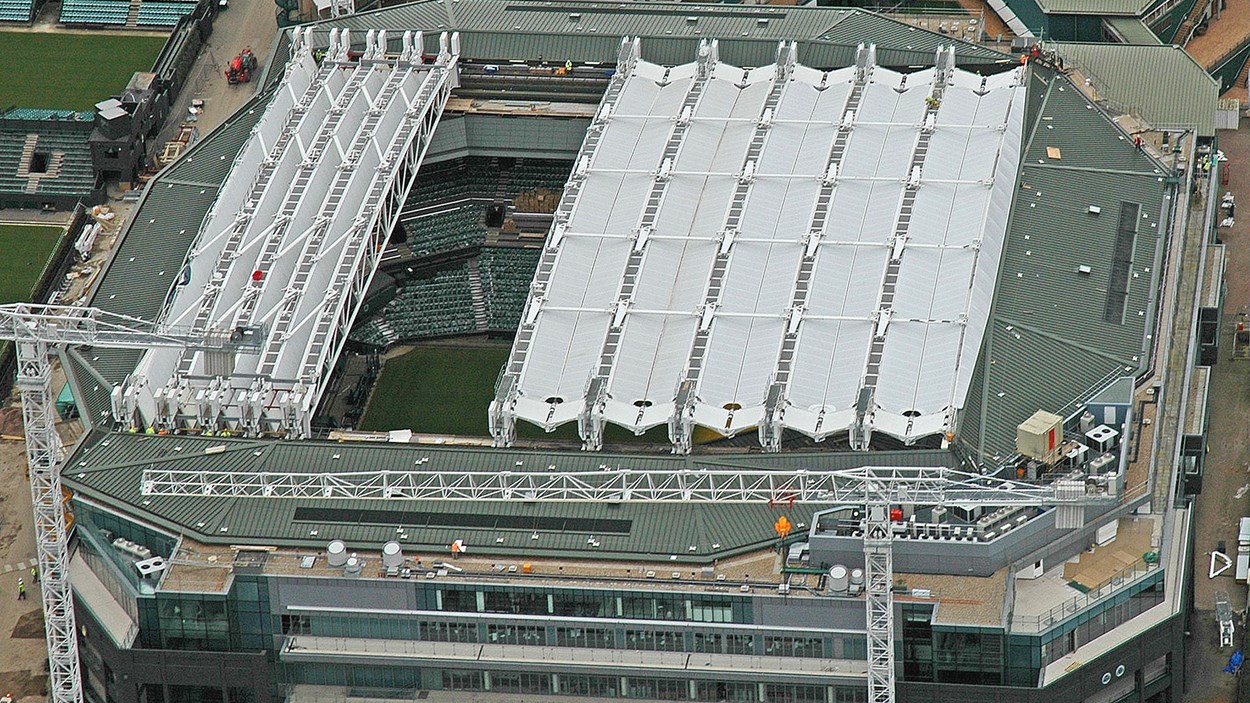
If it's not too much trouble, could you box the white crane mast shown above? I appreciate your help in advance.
[0,303,263,703]
[143,464,1115,703]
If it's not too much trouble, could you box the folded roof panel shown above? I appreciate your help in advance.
[493,44,1026,451]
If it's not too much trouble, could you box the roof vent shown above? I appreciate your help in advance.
[568,12,580,19]
[1077,265,1092,275]
[327,539,348,567]
[1088,205,1101,215]
[757,18,768,25]
[686,15,698,23]
[382,541,404,569]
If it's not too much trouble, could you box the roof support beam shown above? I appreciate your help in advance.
[257,37,426,379]
[850,46,956,451]
[171,59,357,382]
[580,39,720,451]
[669,41,799,454]
[490,37,643,448]
[140,464,1116,505]
[290,38,459,436]
[761,44,875,452]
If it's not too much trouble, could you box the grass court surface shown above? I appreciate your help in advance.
[0,32,168,111]
[0,224,64,303]
[359,344,663,443]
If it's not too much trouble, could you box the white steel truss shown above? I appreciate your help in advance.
[131,28,458,438]
[0,303,263,703]
[138,465,1115,504]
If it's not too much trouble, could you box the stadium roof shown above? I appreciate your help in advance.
[276,0,1007,75]
[1054,42,1217,136]
[63,429,955,561]
[123,31,458,436]
[492,42,1026,451]
[66,19,1178,468]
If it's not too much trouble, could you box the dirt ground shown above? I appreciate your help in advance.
[0,439,48,701]
[1185,120,1250,703]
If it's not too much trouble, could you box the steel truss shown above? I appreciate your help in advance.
[138,465,1113,504]
[0,303,262,703]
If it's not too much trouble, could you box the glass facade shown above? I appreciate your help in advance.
[282,666,869,701]
[434,584,752,622]
[903,571,1168,687]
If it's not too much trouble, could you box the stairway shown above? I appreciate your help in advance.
[46,151,63,178]
[15,134,37,177]
[126,0,141,26]
[1234,53,1250,94]
[1174,0,1212,45]
[466,258,489,331]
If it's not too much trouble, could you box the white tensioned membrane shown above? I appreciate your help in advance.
[493,40,1025,452]
[126,28,458,436]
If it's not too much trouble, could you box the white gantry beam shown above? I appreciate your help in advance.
[140,464,1117,505]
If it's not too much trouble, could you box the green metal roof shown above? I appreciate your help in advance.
[1055,42,1216,136]
[1100,16,1163,44]
[300,0,1006,66]
[63,430,956,560]
[1034,0,1152,16]
[959,68,1172,463]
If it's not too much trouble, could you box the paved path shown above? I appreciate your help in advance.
[1184,117,1250,703]
[0,558,35,575]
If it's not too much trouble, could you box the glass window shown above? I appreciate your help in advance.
[281,615,310,635]
[441,670,484,691]
[484,589,549,615]
[556,626,614,648]
[421,621,477,643]
[832,686,869,703]
[486,623,545,645]
[624,629,685,652]
[490,672,550,694]
[696,681,757,702]
[764,684,826,703]
[559,674,618,697]
[552,592,614,618]
[439,588,477,612]
[725,634,755,655]
[690,599,733,623]
[763,636,823,658]
[694,632,723,653]
[627,677,688,700]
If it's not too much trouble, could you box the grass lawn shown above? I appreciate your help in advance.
[359,344,666,443]
[360,345,509,436]
[0,32,168,111]
[0,224,63,303]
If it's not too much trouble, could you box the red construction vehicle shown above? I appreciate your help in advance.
[225,48,258,85]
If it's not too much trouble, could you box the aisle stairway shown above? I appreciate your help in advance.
[1174,0,1212,45]
[466,258,489,331]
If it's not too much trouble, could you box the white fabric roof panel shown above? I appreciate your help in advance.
[132,34,459,436]
[499,50,1027,450]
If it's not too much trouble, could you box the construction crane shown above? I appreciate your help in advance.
[142,464,1117,703]
[0,303,264,703]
